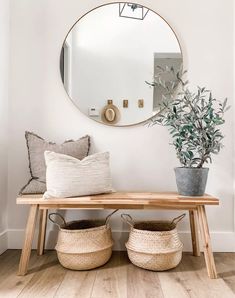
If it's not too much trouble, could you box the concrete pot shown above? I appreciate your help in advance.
[174,167,209,196]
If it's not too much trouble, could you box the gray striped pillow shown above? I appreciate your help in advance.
[20,132,90,194]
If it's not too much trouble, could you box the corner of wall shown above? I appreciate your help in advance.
[0,0,10,255]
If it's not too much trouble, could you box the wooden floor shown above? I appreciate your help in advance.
[0,250,235,298]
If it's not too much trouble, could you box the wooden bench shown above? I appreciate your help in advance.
[17,192,219,278]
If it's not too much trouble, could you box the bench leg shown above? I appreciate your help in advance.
[37,209,48,256]
[189,210,200,257]
[18,204,38,276]
[197,205,217,279]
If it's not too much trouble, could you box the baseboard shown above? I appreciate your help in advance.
[6,229,235,252]
[0,230,8,255]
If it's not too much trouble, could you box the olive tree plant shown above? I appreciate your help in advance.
[147,67,230,168]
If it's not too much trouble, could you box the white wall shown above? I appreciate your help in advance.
[0,0,9,254]
[8,0,234,251]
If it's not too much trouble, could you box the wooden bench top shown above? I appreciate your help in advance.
[17,192,219,209]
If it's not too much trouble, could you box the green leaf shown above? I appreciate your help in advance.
[222,98,228,109]
[145,66,228,167]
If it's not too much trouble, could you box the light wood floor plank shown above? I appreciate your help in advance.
[0,250,19,276]
[91,252,128,298]
[0,251,234,298]
[157,266,190,298]
[215,253,235,294]
[170,253,235,298]
[127,263,164,298]
[17,251,66,298]
[54,269,97,298]
[0,250,46,297]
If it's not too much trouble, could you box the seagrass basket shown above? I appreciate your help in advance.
[122,213,185,271]
[49,210,117,270]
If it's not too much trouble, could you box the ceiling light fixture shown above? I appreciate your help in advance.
[119,3,149,20]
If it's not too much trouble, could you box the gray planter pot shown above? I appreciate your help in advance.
[174,167,209,196]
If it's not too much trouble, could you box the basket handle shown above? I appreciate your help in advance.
[48,213,66,228]
[105,209,119,225]
[171,213,186,225]
[121,214,134,227]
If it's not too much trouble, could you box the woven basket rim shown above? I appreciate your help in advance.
[130,226,177,235]
[134,220,175,223]
[60,221,109,233]
[56,243,114,254]
[130,220,177,233]
[125,243,183,255]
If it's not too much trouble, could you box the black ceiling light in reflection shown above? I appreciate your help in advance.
[119,3,149,20]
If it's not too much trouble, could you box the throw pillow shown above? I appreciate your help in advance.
[20,131,90,194]
[43,151,112,198]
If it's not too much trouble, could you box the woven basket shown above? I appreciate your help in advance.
[122,213,185,271]
[49,210,117,270]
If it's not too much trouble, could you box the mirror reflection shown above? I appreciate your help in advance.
[60,2,183,126]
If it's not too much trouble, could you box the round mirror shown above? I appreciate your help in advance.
[60,2,183,126]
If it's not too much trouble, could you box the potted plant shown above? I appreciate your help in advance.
[147,67,229,196]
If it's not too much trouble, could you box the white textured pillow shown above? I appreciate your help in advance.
[43,151,113,198]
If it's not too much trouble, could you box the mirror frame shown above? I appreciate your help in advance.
[60,2,184,127]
